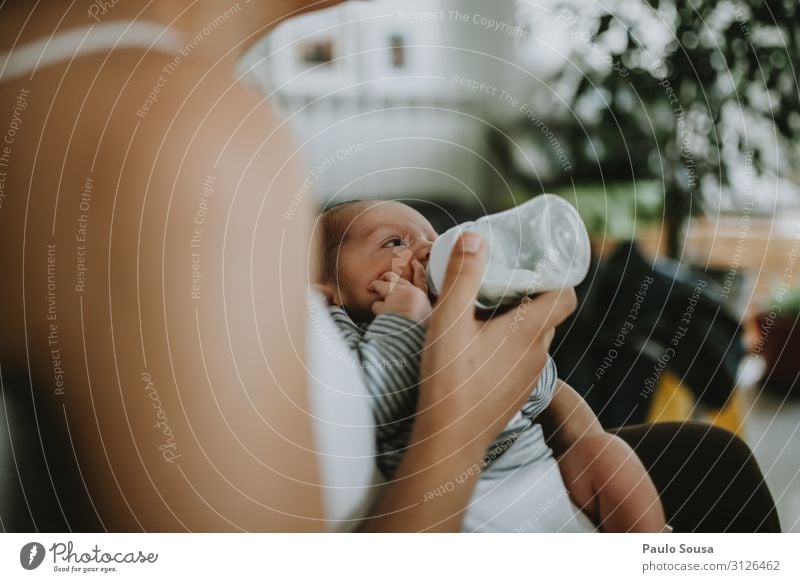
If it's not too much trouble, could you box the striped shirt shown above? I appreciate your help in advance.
[329,306,558,479]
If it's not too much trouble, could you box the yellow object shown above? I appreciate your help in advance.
[646,370,745,435]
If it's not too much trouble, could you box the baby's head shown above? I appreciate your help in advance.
[318,200,437,322]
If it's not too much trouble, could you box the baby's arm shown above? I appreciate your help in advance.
[327,266,430,378]
[326,267,430,424]
[538,380,604,454]
[328,303,427,479]
[539,381,667,532]
[558,432,667,532]
[328,306,426,379]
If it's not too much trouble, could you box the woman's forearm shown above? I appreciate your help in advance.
[539,380,604,456]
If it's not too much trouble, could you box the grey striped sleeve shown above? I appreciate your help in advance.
[328,306,427,478]
[519,355,558,421]
[328,306,425,427]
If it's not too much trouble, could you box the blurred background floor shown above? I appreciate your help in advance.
[745,390,800,533]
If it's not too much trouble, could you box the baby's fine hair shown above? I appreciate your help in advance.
[317,199,373,282]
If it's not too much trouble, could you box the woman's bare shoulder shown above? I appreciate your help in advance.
[106,51,291,168]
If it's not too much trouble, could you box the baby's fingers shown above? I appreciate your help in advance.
[379,271,402,283]
[369,280,393,298]
[370,277,405,297]
[412,260,428,293]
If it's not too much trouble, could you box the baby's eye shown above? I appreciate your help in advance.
[382,237,407,248]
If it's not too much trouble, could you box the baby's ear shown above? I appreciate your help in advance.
[311,283,338,305]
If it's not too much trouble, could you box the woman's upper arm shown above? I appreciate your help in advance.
[71,64,323,530]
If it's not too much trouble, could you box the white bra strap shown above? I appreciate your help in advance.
[0,21,184,82]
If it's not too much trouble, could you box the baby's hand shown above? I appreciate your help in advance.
[369,266,432,326]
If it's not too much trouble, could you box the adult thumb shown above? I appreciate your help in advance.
[434,232,486,327]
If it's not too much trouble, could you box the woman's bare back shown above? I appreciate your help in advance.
[0,30,323,531]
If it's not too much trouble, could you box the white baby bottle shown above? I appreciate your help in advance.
[426,194,591,309]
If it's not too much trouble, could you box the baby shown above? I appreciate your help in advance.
[316,199,668,532]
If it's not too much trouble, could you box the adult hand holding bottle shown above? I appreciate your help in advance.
[364,232,577,531]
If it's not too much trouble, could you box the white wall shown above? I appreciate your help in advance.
[241,0,519,207]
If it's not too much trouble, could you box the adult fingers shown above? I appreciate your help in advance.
[430,232,485,331]
[491,288,577,341]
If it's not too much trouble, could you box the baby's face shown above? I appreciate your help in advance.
[332,202,437,322]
